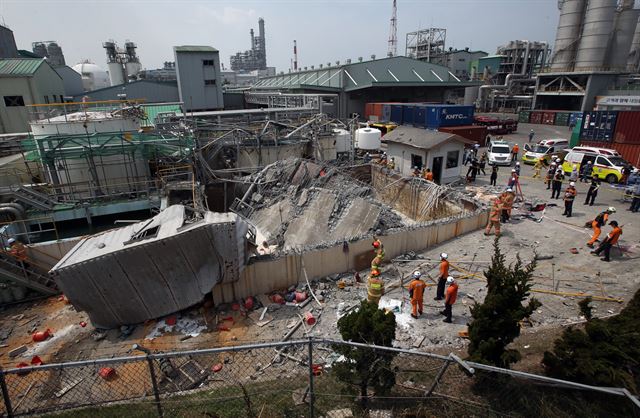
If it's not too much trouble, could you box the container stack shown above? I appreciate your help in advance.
[577,111,640,166]
[518,110,582,127]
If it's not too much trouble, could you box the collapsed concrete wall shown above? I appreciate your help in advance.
[213,206,488,304]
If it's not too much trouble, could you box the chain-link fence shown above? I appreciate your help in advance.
[0,338,638,417]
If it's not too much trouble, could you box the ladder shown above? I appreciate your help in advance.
[10,186,56,211]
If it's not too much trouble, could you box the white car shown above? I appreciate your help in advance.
[487,141,512,166]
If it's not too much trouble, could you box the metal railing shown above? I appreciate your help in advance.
[0,338,637,417]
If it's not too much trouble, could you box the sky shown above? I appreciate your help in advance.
[0,0,559,72]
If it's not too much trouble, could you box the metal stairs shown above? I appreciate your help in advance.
[0,257,58,296]
[9,186,56,211]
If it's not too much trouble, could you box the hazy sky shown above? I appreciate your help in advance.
[1,0,559,72]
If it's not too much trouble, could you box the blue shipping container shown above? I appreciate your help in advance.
[424,105,475,129]
[382,104,391,122]
[568,112,582,127]
[413,105,427,127]
[390,105,404,124]
[579,111,618,143]
[402,105,416,125]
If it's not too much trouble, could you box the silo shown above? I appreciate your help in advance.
[608,0,639,70]
[464,86,480,106]
[627,16,640,71]
[551,0,587,71]
[32,42,47,58]
[574,0,617,70]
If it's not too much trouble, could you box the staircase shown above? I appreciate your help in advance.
[0,256,58,296]
[9,186,56,211]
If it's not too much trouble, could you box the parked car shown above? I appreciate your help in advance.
[562,147,634,183]
[522,139,569,165]
[487,140,512,166]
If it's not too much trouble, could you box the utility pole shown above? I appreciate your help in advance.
[387,0,398,57]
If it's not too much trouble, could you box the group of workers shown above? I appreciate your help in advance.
[412,166,434,181]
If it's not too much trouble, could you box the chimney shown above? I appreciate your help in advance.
[371,54,376,60]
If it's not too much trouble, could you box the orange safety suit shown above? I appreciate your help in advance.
[424,171,434,181]
[445,282,458,305]
[608,226,623,245]
[587,212,609,246]
[485,198,502,236]
[501,191,515,215]
[408,278,427,317]
[440,259,449,278]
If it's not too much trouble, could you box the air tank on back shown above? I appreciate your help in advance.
[609,0,639,71]
[355,127,381,150]
[551,0,587,71]
[574,0,617,70]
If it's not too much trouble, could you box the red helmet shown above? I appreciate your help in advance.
[371,269,380,276]
[372,241,380,248]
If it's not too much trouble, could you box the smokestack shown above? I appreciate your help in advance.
[250,28,255,51]
[258,18,265,53]
[293,40,298,71]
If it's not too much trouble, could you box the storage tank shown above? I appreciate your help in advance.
[355,127,381,150]
[574,0,617,70]
[333,129,352,153]
[125,61,141,80]
[551,0,587,71]
[627,16,640,71]
[108,62,125,86]
[609,0,639,70]
[32,42,47,58]
[72,62,110,91]
[464,86,479,106]
[46,42,66,67]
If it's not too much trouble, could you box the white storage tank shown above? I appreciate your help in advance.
[355,127,381,150]
[333,129,352,153]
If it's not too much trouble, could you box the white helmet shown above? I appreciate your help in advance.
[412,271,422,279]
[570,182,575,186]
[608,206,616,213]
[516,162,520,165]
[446,276,455,284]
[440,252,448,260]
[556,158,561,163]
[7,238,15,245]
[511,169,516,172]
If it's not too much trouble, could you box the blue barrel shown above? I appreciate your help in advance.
[382,104,391,122]
[425,105,475,129]
[390,105,404,124]
[413,105,427,128]
[402,105,416,125]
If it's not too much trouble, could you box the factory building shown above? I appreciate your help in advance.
[430,48,488,80]
[249,56,479,119]
[174,46,224,111]
[534,0,640,111]
[72,79,179,103]
[0,58,65,133]
[230,18,267,71]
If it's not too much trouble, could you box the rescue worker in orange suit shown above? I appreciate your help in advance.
[562,181,577,217]
[408,270,427,319]
[423,168,434,181]
[500,188,515,223]
[440,276,458,323]
[7,238,29,269]
[511,144,519,161]
[484,198,502,236]
[591,221,623,262]
[371,237,384,273]
[586,207,615,248]
[434,252,449,301]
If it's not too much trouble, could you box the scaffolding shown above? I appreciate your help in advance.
[405,28,446,62]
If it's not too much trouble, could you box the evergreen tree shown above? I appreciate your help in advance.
[467,238,541,368]
[543,289,640,393]
[333,300,397,407]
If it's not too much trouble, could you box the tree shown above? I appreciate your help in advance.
[467,237,541,368]
[543,289,640,393]
[333,300,397,408]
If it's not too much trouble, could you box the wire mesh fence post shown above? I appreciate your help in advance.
[145,356,163,418]
[0,367,14,418]
[308,337,315,418]
[425,358,452,398]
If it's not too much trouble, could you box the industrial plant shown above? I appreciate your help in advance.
[0,1,639,416]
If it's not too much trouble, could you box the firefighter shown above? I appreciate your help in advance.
[500,187,515,223]
[586,207,615,248]
[532,157,544,179]
[507,169,518,189]
[514,161,521,176]
[423,168,434,181]
[591,221,623,262]
[371,236,385,272]
[412,166,421,176]
[545,162,556,190]
[7,238,28,269]
[511,143,519,161]
[367,269,384,304]
[490,165,498,186]
[562,181,577,217]
[363,152,372,164]
[484,197,502,236]
[441,276,458,323]
[408,270,427,319]
[584,175,600,206]
[434,252,449,301]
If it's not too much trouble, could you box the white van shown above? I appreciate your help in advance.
[522,139,569,165]
[487,140,512,166]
